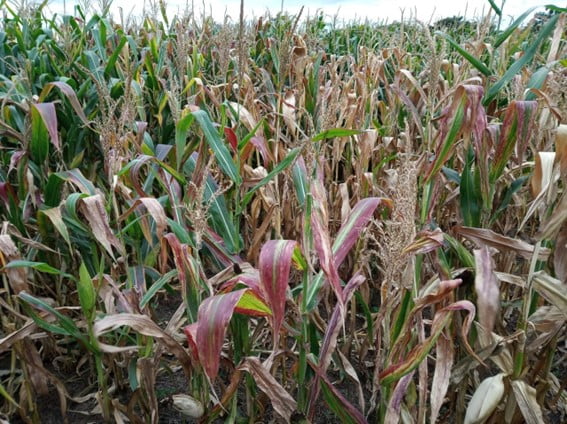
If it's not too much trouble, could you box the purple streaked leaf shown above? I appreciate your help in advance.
[385,371,414,424]
[258,240,298,346]
[310,359,367,424]
[195,289,247,379]
[41,81,91,126]
[308,274,366,419]
[425,84,487,181]
[311,180,343,303]
[333,197,382,266]
[490,100,537,183]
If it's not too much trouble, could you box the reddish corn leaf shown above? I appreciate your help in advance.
[333,197,383,266]
[195,289,247,379]
[162,233,188,286]
[223,267,261,294]
[42,81,91,126]
[308,274,366,419]
[258,240,298,346]
[183,323,199,363]
[474,246,500,333]
[380,300,476,385]
[0,181,18,207]
[402,227,445,255]
[0,235,30,294]
[491,100,537,183]
[239,357,297,423]
[250,135,274,165]
[223,127,238,152]
[311,181,344,303]
[312,362,367,424]
[32,102,60,151]
[426,85,487,181]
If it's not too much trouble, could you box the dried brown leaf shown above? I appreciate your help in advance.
[510,380,545,424]
[455,226,550,260]
[80,194,122,259]
[430,332,454,424]
[0,234,29,293]
[239,357,297,422]
[474,246,500,334]
[554,223,567,283]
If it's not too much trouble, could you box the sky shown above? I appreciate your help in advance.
[45,0,551,23]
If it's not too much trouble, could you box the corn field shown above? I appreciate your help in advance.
[0,1,566,423]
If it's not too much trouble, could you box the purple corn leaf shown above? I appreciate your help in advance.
[333,197,382,266]
[308,274,366,419]
[258,240,298,346]
[384,371,415,424]
[312,194,344,303]
[41,81,91,126]
[425,84,487,181]
[195,289,247,379]
[490,100,537,183]
[309,359,368,424]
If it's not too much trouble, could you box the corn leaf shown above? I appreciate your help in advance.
[192,109,241,185]
[259,240,298,346]
[484,14,559,105]
[194,289,247,379]
[241,147,302,209]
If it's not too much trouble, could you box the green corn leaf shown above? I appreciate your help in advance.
[493,7,536,48]
[30,103,55,163]
[192,109,241,185]
[436,31,492,77]
[241,147,302,209]
[484,14,559,106]
[78,262,96,321]
[312,128,361,142]
[525,65,551,101]
[487,0,502,16]
[140,269,178,308]
[5,260,73,279]
[175,111,194,170]
[460,146,481,227]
